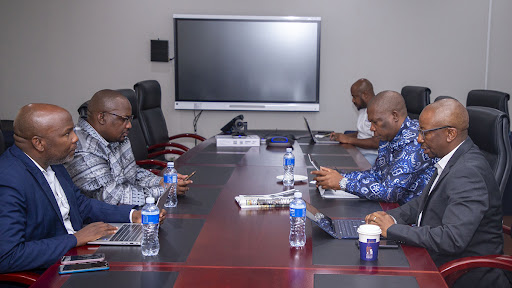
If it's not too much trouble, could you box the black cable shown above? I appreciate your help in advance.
[193,110,203,146]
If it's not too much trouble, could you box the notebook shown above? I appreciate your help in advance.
[307,154,360,199]
[88,186,170,246]
[303,117,338,144]
[305,201,365,239]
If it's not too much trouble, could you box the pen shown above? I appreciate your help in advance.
[184,171,196,181]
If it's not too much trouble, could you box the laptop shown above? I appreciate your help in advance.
[305,201,365,239]
[307,154,360,199]
[88,186,170,246]
[303,117,338,144]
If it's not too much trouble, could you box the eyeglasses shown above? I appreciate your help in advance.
[418,126,452,138]
[103,112,134,123]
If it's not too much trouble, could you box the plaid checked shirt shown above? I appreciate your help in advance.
[65,118,163,206]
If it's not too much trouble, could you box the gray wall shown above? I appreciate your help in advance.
[1,0,511,139]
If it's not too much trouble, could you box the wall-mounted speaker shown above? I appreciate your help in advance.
[151,40,169,62]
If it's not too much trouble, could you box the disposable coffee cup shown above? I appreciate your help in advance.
[357,224,382,261]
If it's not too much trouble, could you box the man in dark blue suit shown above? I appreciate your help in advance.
[0,103,165,273]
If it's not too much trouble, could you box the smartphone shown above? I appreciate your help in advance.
[355,240,399,249]
[61,253,105,265]
[184,171,196,181]
[58,261,109,274]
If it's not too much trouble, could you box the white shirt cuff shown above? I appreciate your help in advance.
[129,209,135,223]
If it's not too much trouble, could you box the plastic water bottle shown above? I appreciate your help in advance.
[289,192,306,248]
[283,148,295,187]
[141,197,160,256]
[163,162,178,208]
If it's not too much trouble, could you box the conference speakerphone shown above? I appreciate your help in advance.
[216,135,260,147]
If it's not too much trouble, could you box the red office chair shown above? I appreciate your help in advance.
[0,271,39,286]
[134,80,206,157]
[439,224,512,287]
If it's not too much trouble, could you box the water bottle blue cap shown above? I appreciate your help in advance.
[146,197,155,204]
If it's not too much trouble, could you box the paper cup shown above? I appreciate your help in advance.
[357,224,382,261]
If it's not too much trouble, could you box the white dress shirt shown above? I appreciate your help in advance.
[25,154,76,234]
[417,141,464,226]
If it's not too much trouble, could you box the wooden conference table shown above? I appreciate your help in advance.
[32,131,448,288]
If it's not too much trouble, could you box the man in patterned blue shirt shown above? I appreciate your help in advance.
[313,90,436,204]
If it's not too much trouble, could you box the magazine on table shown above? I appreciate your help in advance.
[235,189,297,209]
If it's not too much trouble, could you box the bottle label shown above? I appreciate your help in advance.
[142,213,159,224]
[290,207,305,217]
[164,173,178,184]
[284,158,295,166]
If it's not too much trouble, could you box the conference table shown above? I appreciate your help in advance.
[32,131,448,288]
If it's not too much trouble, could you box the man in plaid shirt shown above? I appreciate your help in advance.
[65,90,191,205]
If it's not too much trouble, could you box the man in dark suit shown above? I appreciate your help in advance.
[0,103,165,273]
[366,99,508,287]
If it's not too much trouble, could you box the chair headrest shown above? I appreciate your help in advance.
[116,89,137,117]
[134,80,161,110]
[467,89,510,117]
[467,106,509,154]
[401,86,431,114]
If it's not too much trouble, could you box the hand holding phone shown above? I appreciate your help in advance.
[58,261,109,274]
[61,253,105,265]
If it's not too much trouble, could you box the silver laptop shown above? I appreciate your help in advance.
[307,154,359,199]
[303,117,338,144]
[88,186,170,246]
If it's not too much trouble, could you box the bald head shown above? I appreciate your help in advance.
[351,78,375,96]
[88,89,129,116]
[424,99,469,131]
[350,79,375,110]
[369,90,407,118]
[87,89,133,143]
[13,103,77,169]
[14,104,71,141]
[418,99,469,158]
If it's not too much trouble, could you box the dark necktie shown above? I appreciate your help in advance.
[416,169,438,226]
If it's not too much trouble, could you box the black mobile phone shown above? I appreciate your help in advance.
[58,261,109,274]
[61,253,105,265]
[355,240,399,249]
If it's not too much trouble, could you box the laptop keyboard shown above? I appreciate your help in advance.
[335,219,365,239]
[110,224,142,242]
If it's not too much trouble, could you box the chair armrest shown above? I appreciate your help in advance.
[169,133,206,142]
[503,224,511,235]
[148,142,189,152]
[0,271,39,285]
[439,255,512,286]
[148,149,184,159]
[136,159,167,168]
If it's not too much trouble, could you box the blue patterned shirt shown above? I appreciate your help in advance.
[342,117,437,204]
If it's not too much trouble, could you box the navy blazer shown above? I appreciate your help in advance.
[0,145,134,273]
[387,137,503,267]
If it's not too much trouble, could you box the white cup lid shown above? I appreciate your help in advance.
[357,224,382,235]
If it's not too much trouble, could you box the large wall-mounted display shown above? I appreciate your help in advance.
[174,14,321,111]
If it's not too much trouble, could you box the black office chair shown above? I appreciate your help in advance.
[121,88,184,173]
[134,80,206,152]
[1,119,14,149]
[467,89,510,117]
[77,101,89,119]
[467,106,512,195]
[401,86,431,120]
[434,95,455,102]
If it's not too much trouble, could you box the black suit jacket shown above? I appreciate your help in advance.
[387,137,503,267]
